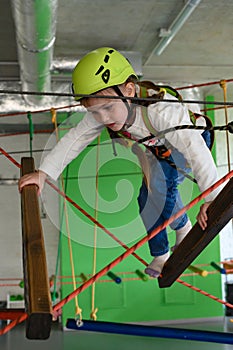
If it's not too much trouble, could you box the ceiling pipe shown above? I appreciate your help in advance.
[11,0,57,105]
[0,50,142,114]
[145,0,202,62]
[0,80,81,114]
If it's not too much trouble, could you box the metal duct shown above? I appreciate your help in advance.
[0,81,81,114]
[11,0,57,105]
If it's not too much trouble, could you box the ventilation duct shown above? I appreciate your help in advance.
[11,0,57,105]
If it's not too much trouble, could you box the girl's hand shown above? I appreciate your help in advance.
[18,170,47,195]
[196,202,212,230]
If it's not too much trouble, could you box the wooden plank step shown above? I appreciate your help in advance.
[158,178,233,288]
[21,157,52,339]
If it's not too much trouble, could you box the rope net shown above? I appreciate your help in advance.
[0,80,232,335]
[0,144,232,335]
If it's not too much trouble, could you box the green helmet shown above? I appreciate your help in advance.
[72,47,138,100]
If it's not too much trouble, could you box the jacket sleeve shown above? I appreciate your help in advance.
[39,112,104,180]
[148,96,220,202]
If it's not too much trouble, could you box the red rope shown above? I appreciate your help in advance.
[53,171,232,312]
[201,105,233,113]
[0,127,72,138]
[177,278,233,309]
[0,146,146,266]
[0,145,232,334]
[0,313,27,335]
[176,78,233,90]
[0,103,80,118]
[0,310,25,321]
[0,147,21,168]
[47,179,148,266]
[1,145,143,267]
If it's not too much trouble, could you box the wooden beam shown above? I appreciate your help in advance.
[158,178,233,288]
[21,157,52,339]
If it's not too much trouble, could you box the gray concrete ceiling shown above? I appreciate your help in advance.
[0,0,233,112]
[54,0,233,84]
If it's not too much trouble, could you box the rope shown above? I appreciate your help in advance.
[1,88,233,107]
[51,232,62,303]
[0,123,233,334]
[51,108,82,322]
[4,84,233,331]
[138,122,233,141]
[176,78,233,90]
[27,112,34,157]
[0,145,232,274]
[90,136,101,321]
[46,179,147,266]
[0,313,28,335]
[50,110,63,304]
[220,80,231,173]
[132,121,232,184]
[202,105,233,113]
[1,144,230,275]
[0,147,21,168]
[0,145,146,267]
[53,171,232,313]
[0,269,225,286]
[0,130,53,138]
[0,145,232,334]
[0,103,80,118]
[177,278,233,309]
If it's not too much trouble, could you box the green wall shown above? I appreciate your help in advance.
[56,109,222,326]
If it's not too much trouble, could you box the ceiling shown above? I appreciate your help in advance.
[0,0,233,117]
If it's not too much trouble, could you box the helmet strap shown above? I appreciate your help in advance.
[112,85,135,129]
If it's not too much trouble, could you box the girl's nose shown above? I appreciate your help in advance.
[100,111,110,124]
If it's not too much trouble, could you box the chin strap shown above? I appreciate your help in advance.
[112,85,134,127]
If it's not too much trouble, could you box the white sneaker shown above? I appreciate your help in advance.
[144,252,170,278]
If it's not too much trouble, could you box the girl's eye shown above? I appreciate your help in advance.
[103,104,113,111]
[88,103,114,116]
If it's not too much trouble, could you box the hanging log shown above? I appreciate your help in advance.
[158,178,233,288]
[21,157,52,339]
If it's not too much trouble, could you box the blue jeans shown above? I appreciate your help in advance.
[137,131,211,257]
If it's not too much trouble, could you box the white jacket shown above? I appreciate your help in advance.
[39,93,219,202]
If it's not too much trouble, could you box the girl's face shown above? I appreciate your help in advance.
[82,83,135,131]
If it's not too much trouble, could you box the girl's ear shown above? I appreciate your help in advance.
[125,82,136,97]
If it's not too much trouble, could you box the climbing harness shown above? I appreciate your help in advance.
[138,81,215,151]
[108,81,215,184]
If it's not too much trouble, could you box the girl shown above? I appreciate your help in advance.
[18,47,219,278]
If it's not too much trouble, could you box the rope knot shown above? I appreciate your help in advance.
[90,308,98,321]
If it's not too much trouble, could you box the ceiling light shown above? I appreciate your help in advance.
[146,0,202,61]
